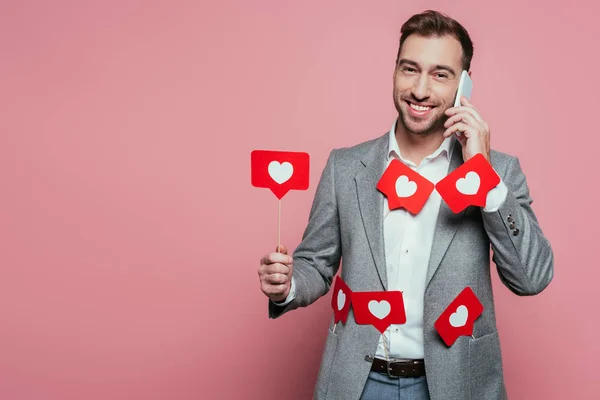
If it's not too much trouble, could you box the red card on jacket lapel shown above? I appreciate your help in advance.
[251,150,310,199]
[435,153,500,213]
[331,276,352,324]
[352,291,406,334]
[434,287,484,346]
[376,159,435,215]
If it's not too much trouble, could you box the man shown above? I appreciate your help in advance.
[257,9,553,400]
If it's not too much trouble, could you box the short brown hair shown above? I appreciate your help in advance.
[396,10,474,71]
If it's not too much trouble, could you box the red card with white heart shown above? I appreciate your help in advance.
[331,276,352,324]
[376,159,435,215]
[352,291,406,334]
[434,287,484,346]
[251,150,310,199]
[435,153,500,213]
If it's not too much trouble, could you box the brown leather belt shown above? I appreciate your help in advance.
[366,356,426,378]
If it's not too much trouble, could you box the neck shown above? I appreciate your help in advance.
[394,119,446,166]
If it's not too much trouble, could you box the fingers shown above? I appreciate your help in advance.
[261,251,293,266]
[443,108,488,140]
[264,272,291,285]
[445,107,483,125]
[443,111,480,130]
[259,265,292,299]
[260,262,291,275]
[445,98,484,125]
[460,96,472,107]
[259,245,294,301]
[461,96,486,126]
[443,122,477,139]
[262,283,288,297]
[259,261,292,298]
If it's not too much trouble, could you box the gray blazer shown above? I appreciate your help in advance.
[268,132,554,400]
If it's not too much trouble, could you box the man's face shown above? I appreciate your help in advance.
[393,34,464,136]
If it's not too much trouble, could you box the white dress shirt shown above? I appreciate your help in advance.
[375,120,507,359]
[275,120,508,361]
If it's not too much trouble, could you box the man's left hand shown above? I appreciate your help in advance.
[443,96,491,163]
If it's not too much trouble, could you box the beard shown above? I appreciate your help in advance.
[394,95,448,136]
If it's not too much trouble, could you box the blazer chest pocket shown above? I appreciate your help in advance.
[468,330,506,400]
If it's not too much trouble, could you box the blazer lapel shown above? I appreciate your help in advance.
[355,134,389,290]
[425,140,467,289]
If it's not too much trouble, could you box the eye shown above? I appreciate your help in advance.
[436,73,449,79]
[402,66,416,73]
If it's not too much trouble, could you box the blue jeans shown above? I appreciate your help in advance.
[360,371,430,400]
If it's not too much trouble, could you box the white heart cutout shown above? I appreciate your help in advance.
[268,161,294,184]
[368,300,391,320]
[337,290,346,311]
[456,171,480,195]
[449,305,469,327]
[395,175,417,198]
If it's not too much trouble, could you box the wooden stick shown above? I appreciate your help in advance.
[277,199,281,252]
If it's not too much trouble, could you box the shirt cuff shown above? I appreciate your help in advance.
[483,174,508,212]
[271,277,296,307]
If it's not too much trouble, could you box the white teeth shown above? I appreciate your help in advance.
[409,103,431,112]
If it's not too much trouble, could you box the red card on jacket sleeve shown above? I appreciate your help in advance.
[376,159,434,215]
[435,154,500,213]
[352,291,406,334]
[331,276,352,324]
[434,287,484,346]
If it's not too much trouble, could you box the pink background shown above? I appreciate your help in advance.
[1,0,598,398]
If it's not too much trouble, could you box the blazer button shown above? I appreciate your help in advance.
[513,228,520,236]
[509,222,515,229]
[507,215,513,222]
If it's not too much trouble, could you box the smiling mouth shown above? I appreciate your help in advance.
[405,100,435,116]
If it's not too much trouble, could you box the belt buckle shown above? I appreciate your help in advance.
[386,358,403,379]
[387,358,419,378]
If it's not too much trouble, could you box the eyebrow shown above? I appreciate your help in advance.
[397,58,457,77]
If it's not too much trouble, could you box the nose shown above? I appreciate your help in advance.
[411,74,430,101]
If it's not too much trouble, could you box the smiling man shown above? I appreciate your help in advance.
[257,10,554,400]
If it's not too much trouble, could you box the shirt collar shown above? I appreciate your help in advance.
[387,118,455,164]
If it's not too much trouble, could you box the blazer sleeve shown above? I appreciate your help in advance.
[481,156,554,295]
[269,149,342,319]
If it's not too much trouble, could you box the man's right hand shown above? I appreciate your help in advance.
[258,245,294,303]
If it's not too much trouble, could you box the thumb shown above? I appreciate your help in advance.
[276,244,288,255]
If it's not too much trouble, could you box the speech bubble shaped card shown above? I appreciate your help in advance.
[331,276,352,324]
[352,291,406,334]
[434,287,484,346]
[376,159,435,215]
[435,154,500,213]
[251,150,310,199]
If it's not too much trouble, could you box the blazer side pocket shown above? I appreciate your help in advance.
[313,329,340,400]
[468,330,507,400]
